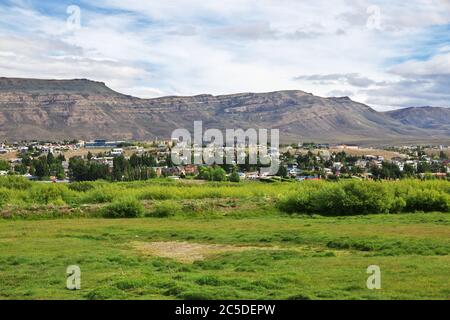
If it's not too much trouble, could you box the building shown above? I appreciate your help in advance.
[335,144,359,150]
[92,157,114,168]
[110,148,124,157]
[19,146,29,154]
[85,139,124,148]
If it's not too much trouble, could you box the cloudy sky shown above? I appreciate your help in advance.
[0,0,449,110]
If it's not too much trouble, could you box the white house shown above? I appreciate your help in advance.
[110,148,124,157]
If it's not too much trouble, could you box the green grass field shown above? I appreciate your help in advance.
[0,178,449,300]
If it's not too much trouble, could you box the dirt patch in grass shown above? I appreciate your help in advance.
[133,241,280,263]
[132,241,348,263]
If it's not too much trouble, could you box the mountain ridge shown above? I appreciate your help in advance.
[385,106,450,136]
[0,77,448,144]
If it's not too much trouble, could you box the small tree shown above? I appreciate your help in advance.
[33,158,50,179]
[113,155,128,181]
[212,167,227,181]
[149,167,157,179]
[277,165,288,178]
[57,153,66,162]
[197,167,211,180]
[14,164,28,175]
[46,152,55,165]
[0,160,10,171]
[229,170,240,182]
[21,154,32,166]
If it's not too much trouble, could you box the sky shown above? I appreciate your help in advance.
[0,0,449,111]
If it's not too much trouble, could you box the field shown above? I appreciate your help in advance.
[0,178,449,300]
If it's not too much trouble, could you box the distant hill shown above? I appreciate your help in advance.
[0,77,121,95]
[385,107,450,136]
[0,77,448,144]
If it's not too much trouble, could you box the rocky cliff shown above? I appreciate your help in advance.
[0,77,447,144]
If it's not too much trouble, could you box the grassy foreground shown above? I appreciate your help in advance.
[0,178,449,300]
[0,212,449,300]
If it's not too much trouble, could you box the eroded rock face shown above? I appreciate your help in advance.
[0,77,446,143]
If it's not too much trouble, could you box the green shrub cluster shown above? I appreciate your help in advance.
[0,188,10,209]
[197,167,227,181]
[148,201,182,218]
[67,181,95,192]
[277,180,450,215]
[0,177,449,218]
[0,176,32,190]
[102,199,144,218]
[27,184,77,205]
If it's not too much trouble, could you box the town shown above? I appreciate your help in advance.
[0,139,449,182]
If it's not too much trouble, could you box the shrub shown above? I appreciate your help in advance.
[102,199,144,218]
[276,180,448,215]
[277,191,312,214]
[148,201,182,218]
[212,168,227,182]
[80,186,120,204]
[0,159,10,171]
[403,189,449,212]
[138,187,176,200]
[0,188,10,208]
[229,171,240,183]
[67,182,95,192]
[314,181,393,215]
[0,176,32,190]
[28,184,69,205]
[197,167,227,182]
[182,201,214,214]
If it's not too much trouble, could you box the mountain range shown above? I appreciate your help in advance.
[386,107,450,136]
[0,77,448,145]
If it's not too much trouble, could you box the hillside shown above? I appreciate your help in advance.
[385,107,450,136]
[0,77,448,144]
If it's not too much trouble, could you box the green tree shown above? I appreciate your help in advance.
[46,152,55,166]
[142,154,157,167]
[197,167,211,180]
[113,155,128,181]
[129,153,140,167]
[277,165,288,178]
[149,167,157,179]
[403,163,416,177]
[417,162,431,174]
[21,154,32,166]
[14,164,28,175]
[69,158,110,181]
[69,158,89,181]
[229,170,240,182]
[57,153,66,162]
[165,154,174,167]
[0,160,10,171]
[212,167,227,181]
[88,162,110,181]
[33,158,50,179]
[49,163,65,179]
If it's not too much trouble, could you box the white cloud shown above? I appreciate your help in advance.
[361,53,450,108]
[390,53,450,76]
[0,0,448,109]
